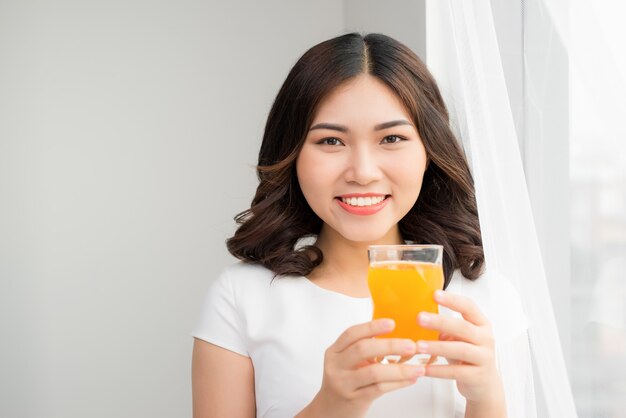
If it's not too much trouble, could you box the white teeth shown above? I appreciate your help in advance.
[341,196,386,207]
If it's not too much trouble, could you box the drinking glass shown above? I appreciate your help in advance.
[367,244,444,363]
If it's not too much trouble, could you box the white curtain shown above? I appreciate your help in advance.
[425,1,578,416]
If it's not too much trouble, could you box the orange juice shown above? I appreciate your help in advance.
[368,261,444,341]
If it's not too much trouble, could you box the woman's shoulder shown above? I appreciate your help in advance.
[215,261,276,292]
[447,268,528,344]
[198,261,280,323]
[447,268,523,303]
[221,261,275,279]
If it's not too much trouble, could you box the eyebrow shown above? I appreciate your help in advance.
[308,119,413,133]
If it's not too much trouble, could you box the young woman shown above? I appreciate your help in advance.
[192,33,531,418]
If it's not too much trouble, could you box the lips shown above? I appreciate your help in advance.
[335,194,390,216]
[339,195,386,207]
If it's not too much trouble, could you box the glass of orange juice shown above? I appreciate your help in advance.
[368,244,444,363]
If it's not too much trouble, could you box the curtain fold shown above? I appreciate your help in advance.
[425,1,578,416]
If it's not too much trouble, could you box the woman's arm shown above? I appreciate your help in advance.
[464,386,507,418]
[192,338,255,418]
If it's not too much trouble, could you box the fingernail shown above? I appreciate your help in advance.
[418,312,431,326]
[382,319,395,330]
[434,290,445,302]
[417,340,429,353]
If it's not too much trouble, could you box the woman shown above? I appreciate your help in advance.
[192,33,531,417]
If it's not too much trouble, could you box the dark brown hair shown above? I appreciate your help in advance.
[227,33,483,288]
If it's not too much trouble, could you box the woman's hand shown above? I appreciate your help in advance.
[298,319,425,418]
[416,290,506,414]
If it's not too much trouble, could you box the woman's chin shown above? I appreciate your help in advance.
[337,229,397,245]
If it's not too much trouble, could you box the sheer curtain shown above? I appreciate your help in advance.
[568,1,626,416]
[425,1,577,416]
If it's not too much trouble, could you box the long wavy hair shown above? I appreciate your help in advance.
[227,33,484,288]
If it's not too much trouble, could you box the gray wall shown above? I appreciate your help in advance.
[344,0,425,60]
[0,1,345,417]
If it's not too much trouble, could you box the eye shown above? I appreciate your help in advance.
[317,137,344,146]
[381,135,407,144]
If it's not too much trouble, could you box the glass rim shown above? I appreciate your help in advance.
[367,244,443,251]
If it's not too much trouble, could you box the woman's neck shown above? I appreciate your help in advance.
[308,225,404,296]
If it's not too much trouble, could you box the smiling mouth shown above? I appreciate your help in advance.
[336,195,390,207]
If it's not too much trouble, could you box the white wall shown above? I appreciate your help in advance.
[0,1,343,416]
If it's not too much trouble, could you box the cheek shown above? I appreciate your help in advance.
[389,150,428,201]
[390,148,427,180]
[296,152,331,203]
[296,148,343,189]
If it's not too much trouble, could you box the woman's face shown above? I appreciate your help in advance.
[296,74,428,244]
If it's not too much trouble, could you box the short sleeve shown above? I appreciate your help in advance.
[191,268,249,357]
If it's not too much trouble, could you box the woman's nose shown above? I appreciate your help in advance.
[343,148,383,185]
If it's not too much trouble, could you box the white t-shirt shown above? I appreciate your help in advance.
[192,262,532,418]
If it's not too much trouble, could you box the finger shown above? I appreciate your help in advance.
[424,364,474,381]
[438,332,455,341]
[344,338,417,368]
[332,319,395,353]
[434,290,489,326]
[416,340,488,365]
[351,363,425,389]
[356,378,419,399]
[418,312,482,345]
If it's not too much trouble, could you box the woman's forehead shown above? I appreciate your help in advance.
[311,75,412,127]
